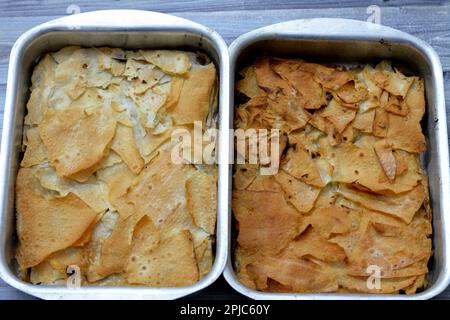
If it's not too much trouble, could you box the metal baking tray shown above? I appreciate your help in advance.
[0,10,230,300]
[223,18,450,300]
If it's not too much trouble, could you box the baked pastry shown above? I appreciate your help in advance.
[16,46,218,286]
[233,56,432,294]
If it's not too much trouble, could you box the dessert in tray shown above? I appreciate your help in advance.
[16,46,218,286]
[233,56,432,294]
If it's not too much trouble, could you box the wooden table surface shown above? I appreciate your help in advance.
[0,0,449,300]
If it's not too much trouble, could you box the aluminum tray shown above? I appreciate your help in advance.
[223,18,450,300]
[0,10,230,300]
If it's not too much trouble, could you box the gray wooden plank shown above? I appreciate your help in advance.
[0,278,35,300]
[0,0,446,16]
[0,84,4,131]
[0,4,449,87]
[175,5,450,67]
[437,289,450,299]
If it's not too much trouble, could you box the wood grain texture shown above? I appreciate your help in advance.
[0,0,446,16]
[0,0,449,300]
[0,279,35,300]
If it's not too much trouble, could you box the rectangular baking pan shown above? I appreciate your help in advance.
[0,10,230,300]
[223,18,450,300]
